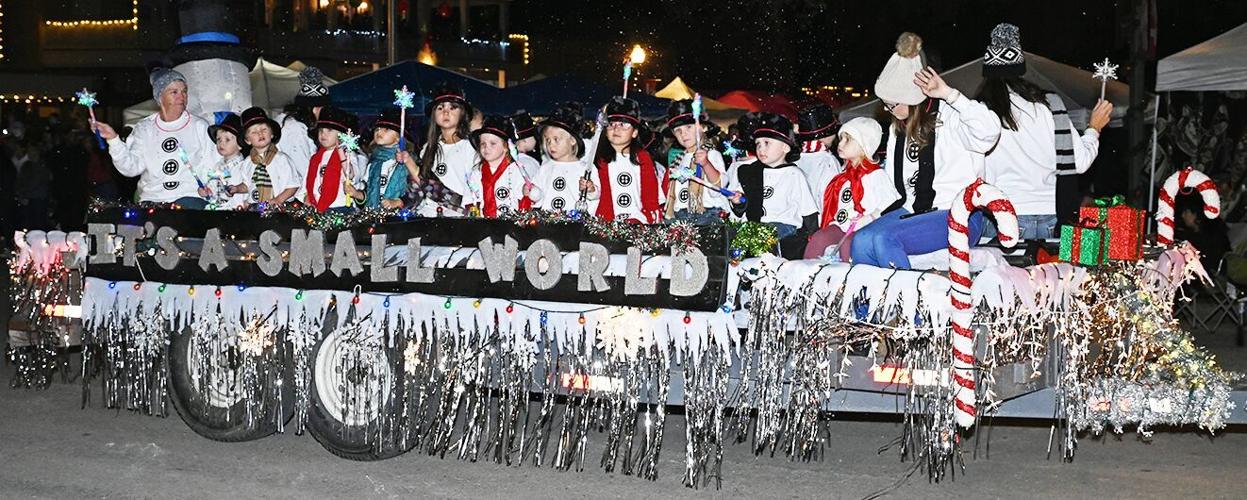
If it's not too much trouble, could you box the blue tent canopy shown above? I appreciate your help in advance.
[329,62,670,123]
[329,61,505,119]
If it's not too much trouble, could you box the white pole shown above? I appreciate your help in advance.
[1147,93,1162,234]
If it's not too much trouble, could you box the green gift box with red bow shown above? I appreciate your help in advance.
[1077,196,1146,261]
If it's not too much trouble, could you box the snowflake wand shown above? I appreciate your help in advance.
[76,88,106,150]
[338,130,361,207]
[1092,58,1118,102]
[393,85,415,150]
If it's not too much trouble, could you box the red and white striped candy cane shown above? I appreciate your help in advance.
[1156,166,1220,246]
[947,178,1019,429]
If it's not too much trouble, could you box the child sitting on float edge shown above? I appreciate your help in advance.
[199,112,250,210]
[803,117,900,260]
[304,106,365,214]
[727,112,820,259]
[350,107,416,210]
[467,114,538,217]
[237,107,302,208]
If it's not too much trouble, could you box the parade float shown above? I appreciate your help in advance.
[8,171,1242,488]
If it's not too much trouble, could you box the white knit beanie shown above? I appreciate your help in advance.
[839,117,883,158]
[874,32,927,106]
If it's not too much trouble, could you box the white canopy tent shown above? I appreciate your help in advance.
[840,51,1146,129]
[1153,22,1247,228]
[123,58,337,126]
[1157,22,1247,92]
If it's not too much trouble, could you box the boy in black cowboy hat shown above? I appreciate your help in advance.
[200,112,250,209]
[303,106,365,213]
[592,96,664,223]
[237,106,302,207]
[794,103,843,213]
[662,99,728,223]
[727,112,819,259]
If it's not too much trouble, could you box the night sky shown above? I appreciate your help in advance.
[512,0,1247,94]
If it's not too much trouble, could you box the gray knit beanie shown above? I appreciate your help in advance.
[150,67,187,101]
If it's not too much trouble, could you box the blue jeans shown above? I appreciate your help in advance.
[850,209,985,269]
[173,196,209,210]
[672,208,725,225]
[981,214,1058,241]
[771,223,797,239]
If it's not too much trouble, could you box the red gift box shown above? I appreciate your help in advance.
[1079,197,1145,261]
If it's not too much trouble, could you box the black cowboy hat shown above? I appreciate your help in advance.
[309,105,354,138]
[604,96,641,127]
[796,104,839,142]
[510,110,537,140]
[374,107,403,134]
[752,112,801,163]
[239,106,282,144]
[663,98,706,134]
[541,101,587,158]
[470,114,518,149]
[424,81,473,117]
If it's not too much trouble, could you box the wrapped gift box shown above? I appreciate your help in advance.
[1079,198,1145,261]
[1059,224,1108,266]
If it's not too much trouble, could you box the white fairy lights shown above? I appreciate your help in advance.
[44,0,139,30]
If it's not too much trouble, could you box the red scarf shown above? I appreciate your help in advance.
[306,147,344,212]
[479,156,532,217]
[821,158,880,229]
[597,150,661,223]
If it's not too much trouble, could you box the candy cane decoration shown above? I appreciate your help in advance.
[1156,166,1220,246]
[947,178,1018,429]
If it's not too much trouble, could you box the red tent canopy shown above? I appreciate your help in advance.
[717,90,798,121]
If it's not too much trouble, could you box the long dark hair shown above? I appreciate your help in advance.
[593,127,643,166]
[893,99,939,150]
[281,104,316,128]
[418,102,471,178]
[975,77,1050,131]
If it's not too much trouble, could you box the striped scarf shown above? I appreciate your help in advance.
[250,147,278,201]
[1048,94,1075,176]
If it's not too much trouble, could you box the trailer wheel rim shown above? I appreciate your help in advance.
[186,332,245,409]
[314,330,393,427]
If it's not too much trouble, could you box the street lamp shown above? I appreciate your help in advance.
[629,44,646,66]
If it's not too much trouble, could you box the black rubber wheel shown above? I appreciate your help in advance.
[306,328,412,461]
[168,323,295,442]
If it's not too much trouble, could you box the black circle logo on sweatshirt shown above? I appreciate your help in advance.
[906,140,921,162]
[161,137,179,153]
[840,189,853,203]
[763,186,775,199]
[678,189,689,202]
[163,181,180,191]
[836,210,849,224]
[617,193,632,208]
[617,172,633,187]
[496,187,510,200]
[552,177,566,191]
[162,159,179,175]
[551,197,566,210]
[435,163,448,177]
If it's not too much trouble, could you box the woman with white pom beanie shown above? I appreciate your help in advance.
[849,32,1003,269]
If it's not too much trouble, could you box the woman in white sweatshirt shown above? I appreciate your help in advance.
[977,23,1113,238]
[849,32,1003,269]
[94,68,219,209]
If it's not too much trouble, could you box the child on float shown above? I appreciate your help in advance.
[413,82,479,215]
[592,97,664,223]
[794,104,844,214]
[849,32,1002,269]
[466,115,538,217]
[235,107,302,207]
[509,111,542,179]
[199,113,250,210]
[303,106,365,213]
[345,107,417,209]
[663,99,729,224]
[727,112,820,259]
[529,102,599,214]
[803,117,900,260]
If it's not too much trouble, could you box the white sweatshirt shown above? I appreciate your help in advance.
[668,148,729,212]
[277,114,316,172]
[600,152,665,223]
[795,149,843,214]
[106,112,220,203]
[822,167,901,231]
[726,163,819,227]
[197,154,249,209]
[531,158,597,213]
[883,91,1002,212]
[471,157,538,214]
[421,139,479,208]
[230,149,303,206]
[985,93,1101,215]
[305,148,366,210]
